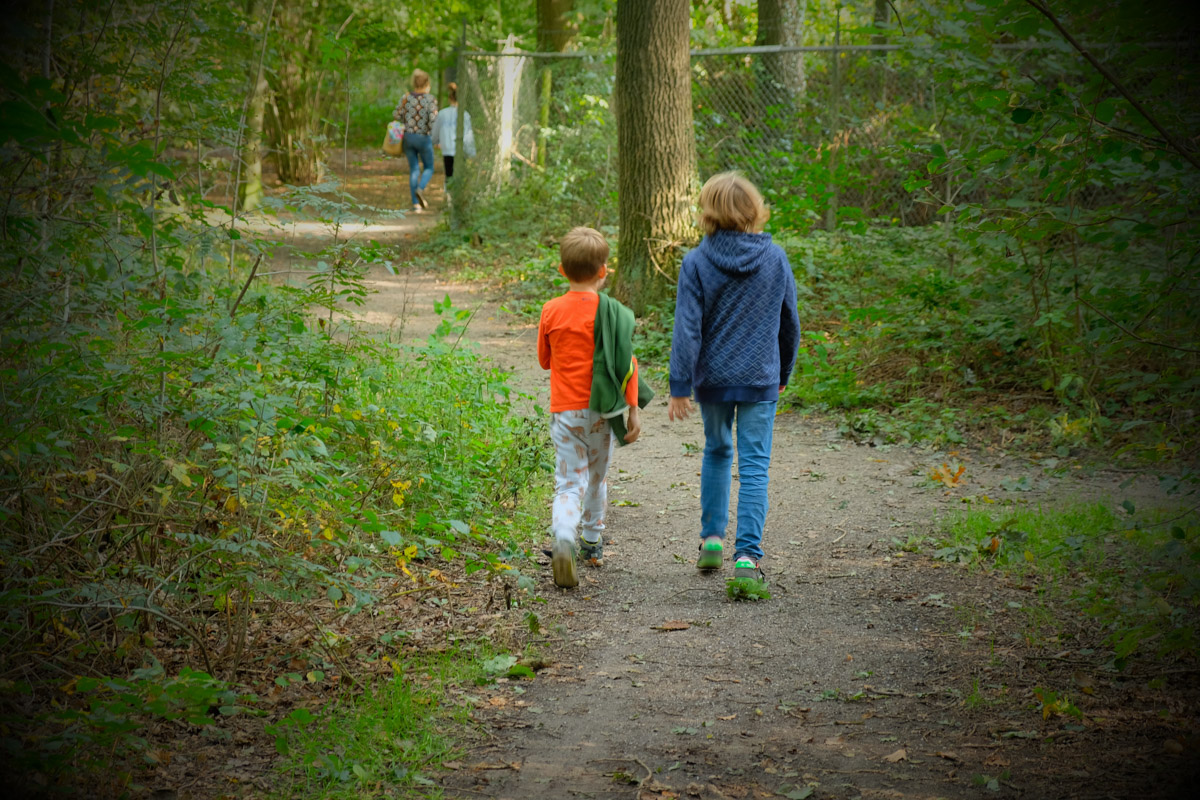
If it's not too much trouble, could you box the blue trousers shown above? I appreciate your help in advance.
[402,132,434,205]
[699,401,777,561]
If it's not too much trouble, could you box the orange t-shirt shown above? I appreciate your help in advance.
[538,291,638,413]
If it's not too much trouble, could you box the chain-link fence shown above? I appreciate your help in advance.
[450,42,1144,229]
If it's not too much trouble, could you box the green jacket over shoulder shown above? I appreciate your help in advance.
[590,293,654,445]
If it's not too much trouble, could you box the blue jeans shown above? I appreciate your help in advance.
[402,132,434,205]
[699,401,777,561]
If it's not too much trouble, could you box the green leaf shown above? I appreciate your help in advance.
[1094,98,1118,124]
[482,654,518,675]
[288,708,315,725]
[327,585,344,602]
[778,785,814,800]
[1011,15,1040,38]
[1122,500,1136,515]
[381,530,402,547]
[1011,107,1035,124]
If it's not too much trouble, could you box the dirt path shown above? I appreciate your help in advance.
[269,154,1194,799]
[341,265,1193,800]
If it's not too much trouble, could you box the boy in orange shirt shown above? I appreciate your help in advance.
[538,227,643,588]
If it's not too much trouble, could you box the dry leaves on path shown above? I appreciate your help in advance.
[654,620,691,631]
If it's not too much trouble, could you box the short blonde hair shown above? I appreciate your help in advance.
[411,69,431,91]
[698,171,769,235]
[560,227,609,281]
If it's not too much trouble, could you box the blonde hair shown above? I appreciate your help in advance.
[698,171,769,235]
[411,69,431,91]
[447,82,458,103]
[560,227,609,281]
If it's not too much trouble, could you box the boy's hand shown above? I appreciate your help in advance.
[624,407,641,443]
[668,396,693,421]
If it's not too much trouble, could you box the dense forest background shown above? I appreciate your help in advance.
[1,0,1197,796]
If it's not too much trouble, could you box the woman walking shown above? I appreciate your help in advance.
[431,82,476,181]
[394,69,438,211]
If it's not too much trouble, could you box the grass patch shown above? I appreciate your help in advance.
[271,649,491,798]
[726,577,771,601]
[938,502,1200,667]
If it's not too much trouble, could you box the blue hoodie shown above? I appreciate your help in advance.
[669,229,801,404]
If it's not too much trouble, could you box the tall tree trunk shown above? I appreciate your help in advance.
[536,0,575,52]
[267,0,324,185]
[614,0,695,315]
[756,0,806,100]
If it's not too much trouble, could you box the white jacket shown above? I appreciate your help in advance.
[431,106,476,157]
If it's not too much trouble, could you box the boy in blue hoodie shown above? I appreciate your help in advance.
[667,172,801,584]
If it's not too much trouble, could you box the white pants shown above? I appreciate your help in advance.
[551,409,615,545]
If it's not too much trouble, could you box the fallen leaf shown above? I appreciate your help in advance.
[935,751,959,762]
[488,696,508,707]
[654,620,691,631]
[469,762,518,771]
[883,748,907,763]
[824,736,845,746]
[1164,739,1184,755]
[717,714,737,720]
[984,753,1010,767]
[442,761,462,770]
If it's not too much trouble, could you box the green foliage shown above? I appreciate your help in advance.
[270,649,490,797]
[0,661,249,778]
[0,1,548,789]
[939,503,1200,667]
[726,577,771,601]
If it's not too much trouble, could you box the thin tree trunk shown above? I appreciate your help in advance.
[536,0,575,52]
[240,0,270,212]
[615,0,695,315]
[873,0,890,47]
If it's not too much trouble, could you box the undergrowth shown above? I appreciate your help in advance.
[937,502,1200,668]
[269,649,490,799]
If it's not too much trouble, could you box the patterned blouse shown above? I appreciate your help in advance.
[393,91,438,136]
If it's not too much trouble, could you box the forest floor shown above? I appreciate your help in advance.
[199,152,1198,800]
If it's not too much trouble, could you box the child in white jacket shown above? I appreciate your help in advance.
[431,82,476,179]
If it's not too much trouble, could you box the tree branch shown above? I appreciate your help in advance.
[1024,0,1200,172]
[1077,296,1200,354]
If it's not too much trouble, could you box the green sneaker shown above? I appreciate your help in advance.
[733,555,766,582]
[697,537,724,571]
[552,539,578,588]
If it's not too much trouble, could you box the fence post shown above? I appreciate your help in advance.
[825,6,841,231]
[452,19,466,229]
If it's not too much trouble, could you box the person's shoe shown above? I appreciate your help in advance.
[415,188,427,208]
[580,538,604,563]
[697,536,724,571]
[733,554,766,582]
[551,539,578,588]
